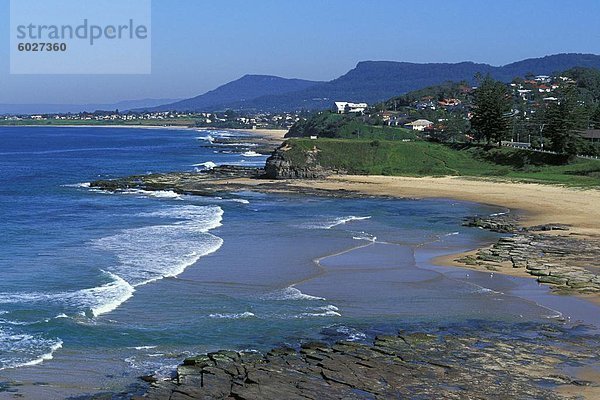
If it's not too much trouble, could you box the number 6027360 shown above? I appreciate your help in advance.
[17,43,67,52]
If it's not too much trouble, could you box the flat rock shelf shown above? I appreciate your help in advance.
[136,325,598,400]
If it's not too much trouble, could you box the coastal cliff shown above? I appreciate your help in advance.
[264,142,342,179]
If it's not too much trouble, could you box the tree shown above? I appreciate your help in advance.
[543,86,588,156]
[591,103,600,129]
[470,75,512,146]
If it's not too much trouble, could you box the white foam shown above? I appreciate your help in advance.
[213,132,237,138]
[67,271,136,317]
[0,292,55,304]
[139,205,224,232]
[472,286,503,295]
[303,216,371,230]
[62,182,91,188]
[121,189,183,200]
[241,151,264,157]
[0,327,63,370]
[0,205,224,318]
[145,190,182,199]
[217,142,258,147]
[0,272,135,318]
[93,205,224,288]
[16,341,63,368]
[208,312,255,319]
[352,232,377,242]
[197,135,215,143]
[261,286,325,301]
[445,232,460,236]
[0,318,42,326]
[335,326,367,341]
[288,304,342,319]
[295,310,341,318]
[193,161,218,170]
[88,188,113,195]
[129,345,158,350]
[227,199,250,204]
[320,305,339,312]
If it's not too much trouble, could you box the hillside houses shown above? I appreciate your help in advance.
[404,119,434,131]
[335,102,368,114]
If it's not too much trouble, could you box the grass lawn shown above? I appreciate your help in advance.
[284,138,600,188]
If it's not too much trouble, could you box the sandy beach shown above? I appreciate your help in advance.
[229,128,289,140]
[216,174,600,236]
[292,175,600,236]
[199,173,600,307]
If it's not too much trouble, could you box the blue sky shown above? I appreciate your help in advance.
[1,0,600,104]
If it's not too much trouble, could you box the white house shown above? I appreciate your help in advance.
[335,102,368,114]
[404,119,434,131]
[535,75,551,83]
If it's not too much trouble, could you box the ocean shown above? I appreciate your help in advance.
[0,126,597,398]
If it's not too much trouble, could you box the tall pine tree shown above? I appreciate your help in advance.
[471,75,512,146]
[543,85,588,156]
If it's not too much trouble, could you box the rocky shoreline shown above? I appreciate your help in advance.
[458,215,600,297]
[89,166,378,200]
[133,322,598,400]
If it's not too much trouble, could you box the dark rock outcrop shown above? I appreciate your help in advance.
[264,143,341,179]
[463,215,521,233]
[459,214,600,295]
[90,166,263,193]
[138,325,598,399]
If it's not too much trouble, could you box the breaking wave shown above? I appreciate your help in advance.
[301,216,371,230]
[0,205,224,318]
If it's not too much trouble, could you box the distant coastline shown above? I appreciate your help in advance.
[0,123,289,140]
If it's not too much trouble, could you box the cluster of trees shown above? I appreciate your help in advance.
[288,67,600,160]
[471,69,600,157]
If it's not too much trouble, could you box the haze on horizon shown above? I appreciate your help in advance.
[1,0,599,105]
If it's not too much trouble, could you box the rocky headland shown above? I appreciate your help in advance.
[264,142,342,179]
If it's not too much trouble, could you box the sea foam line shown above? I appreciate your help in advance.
[14,341,63,369]
[241,151,265,157]
[0,327,63,371]
[193,161,218,170]
[120,189,184,200]
[303,216,371,230]
[208,312,256,319]
[261,286,326,301]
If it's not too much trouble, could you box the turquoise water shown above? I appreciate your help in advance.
[0,127,596,398]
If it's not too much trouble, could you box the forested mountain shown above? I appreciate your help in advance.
[154,54,600,112]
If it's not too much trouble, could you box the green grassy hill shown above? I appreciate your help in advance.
[286,112,416,141]
[279,139,600,187]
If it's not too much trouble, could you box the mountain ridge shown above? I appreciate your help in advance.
[146,75,321,112]
[18,53,599,115]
